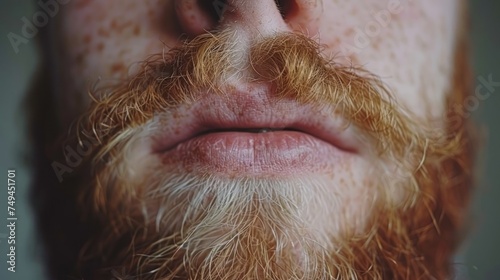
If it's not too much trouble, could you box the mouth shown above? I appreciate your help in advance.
[198,127,286,133]
[191,127,297,137]
[148,86,359,176]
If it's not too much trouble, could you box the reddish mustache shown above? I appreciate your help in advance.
[78,30,425,164]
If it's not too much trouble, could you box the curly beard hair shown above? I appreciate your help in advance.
[29,15,476,280]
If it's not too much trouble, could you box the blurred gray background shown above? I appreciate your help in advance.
[0,1,498,279]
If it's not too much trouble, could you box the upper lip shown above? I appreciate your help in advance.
[148,87,359,154]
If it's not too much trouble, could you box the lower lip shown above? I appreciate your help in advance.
[159,131,346,176]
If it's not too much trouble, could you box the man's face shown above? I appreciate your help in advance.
[46,0,472,279]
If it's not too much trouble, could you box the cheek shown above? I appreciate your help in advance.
[59,0,180,94]
[317,0,458,120]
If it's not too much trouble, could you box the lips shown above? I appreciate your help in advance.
[148,86,359,175]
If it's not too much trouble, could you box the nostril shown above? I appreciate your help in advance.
[175,0,228,37]
[200,0,228,22]
[175,0,308,37]
[275,0,299,20]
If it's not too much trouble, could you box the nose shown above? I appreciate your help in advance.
[174,0,322,38]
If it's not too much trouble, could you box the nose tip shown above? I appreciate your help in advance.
[174,0,322,38]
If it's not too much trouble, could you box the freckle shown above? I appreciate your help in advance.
[344,28,354,37]
[133,25,141,35]
[329,37,341,48]
[110,62,125,73]
[110,19,118,30]
[350,8,358,16]
[75,53,85,65]
[96,42,104,52]
[97,27,110,37]
[348,55,360,65]
[82,34,92,44]
[75,0,91,9]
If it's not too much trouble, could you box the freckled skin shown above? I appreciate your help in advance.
[52,0,461,237]
[56,0,458,123]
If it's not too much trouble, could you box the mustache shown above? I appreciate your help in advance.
[77,29,427,166]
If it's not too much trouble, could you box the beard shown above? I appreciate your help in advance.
[34,28,475,280]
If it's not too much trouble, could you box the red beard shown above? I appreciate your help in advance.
[30,28,475,280]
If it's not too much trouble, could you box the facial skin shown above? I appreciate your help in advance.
[33,0,475,279]
[55,0,459,122]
